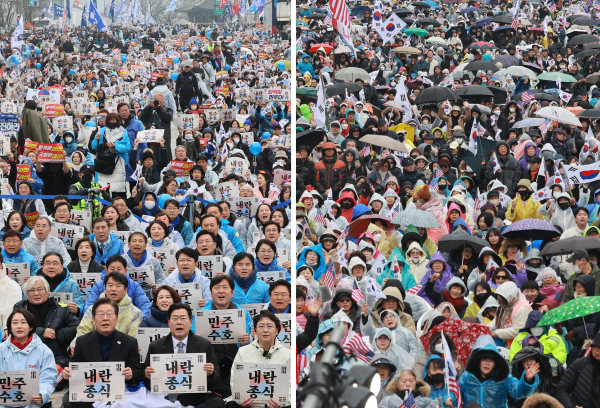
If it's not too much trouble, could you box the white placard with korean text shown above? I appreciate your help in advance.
[171,283,203,309]
[5,262,30,285]
[0,370,39,406]
[231,364,290,404]
[136,328,171,363]
[69,362,125,402]
[150,353,207,394]
[70,273,103,300]
[195,309,246,344]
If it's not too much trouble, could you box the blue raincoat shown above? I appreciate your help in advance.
[297,244,327,280]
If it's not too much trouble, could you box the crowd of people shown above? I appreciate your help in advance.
[294,0,600,407]
[0,20,292,408]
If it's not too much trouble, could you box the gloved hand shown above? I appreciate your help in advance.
[89,188,101,195]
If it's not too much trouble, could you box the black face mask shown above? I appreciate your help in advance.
[429,373,445,384]
[296,158,302,166]
[558,201,570,210]
[473,292,490,306]
[82,174,94,183]
[528,261,542,269]
[341,201,353,210]
[519,190,531,201]
[106,122,118,129]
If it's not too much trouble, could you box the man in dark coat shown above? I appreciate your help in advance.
[557,331,600,408]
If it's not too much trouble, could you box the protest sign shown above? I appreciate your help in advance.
[0,102,18,114]
[75,101,97,116]
[151,248,177,274]
[113,230,134,245]
[0,370,39,406]
[195,309,246,344]
[257,271,287,284]
[71,273,103,300]
[226,197,262,218]
[24,212,39,228]
[242,303,267,319]
[231,364,290,404]
[170,161,194,178]
[198,255,224,279]
[150,353,207,394]
[43,103,65,118]
[225,157,249,176]
[51,222,84,249]
[50,292,73,304]
[128,265,156,290]
[69,362,125,402]
[5,262,30,285]
[37,143,66,162]
[0,136,11,156]
[240,131,253,145]
[178,114,200,130]
[136,328,171,363]
[52,116,73,131]
[171,282,203,309]
[267,88,289,101]
[0,114,20,132]
[70,210,92,231]
[275,313,291,348]
[137,129,164,143]
[216,181,239,200]
[273,170,291,186]
[16,165,30,181]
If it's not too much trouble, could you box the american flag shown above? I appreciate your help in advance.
[314,207,327,226]
[323,260,336,291]
[399,392,417,408]
[324,12,333,25]
[300,218,309,232]
[297,352,309,384]
[521,90,535,104]
[328,0,351,29]
[351,279,365,303]
[435,166,444,178]
[406,284,423,295]
[473,189,481,210]
[595,1,600,12]
[361,145,371,157]
[441,332,462,408]
[539,119,551,135]
[336,227,349,243]
[511,18,519,29]
[549,0,557,11]
[388,203,400,218]
[343,332,374,363]
[429,177,439,193]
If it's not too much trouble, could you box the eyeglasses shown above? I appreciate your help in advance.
[257,324,276,330]
[95,311,115,318]
[27,287,46,294]
[271,292,289,299]
[55,209,70,214]
[197,240,215,245]
[170,316,189,322]
[258,250,274,255]
[3,239,20,244]
[43,261,61,266]
[496,275,508,280]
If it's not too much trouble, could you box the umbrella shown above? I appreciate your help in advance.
[475,17,492,27]
[350,5,372,17]
[463,60,500,72]
[394,46,422,55]
[470,41,497,50]
[414,86,459,104]
[392,8,412,16]
[501,219,561,241]
[296,128,326,152]
[537,297,600,327]
[309,43,333,53]
[412,1,432,7]
[494,26,516,32]
[348,218,371,239]
[460,6,479,13]
[568,33,600,46]
[390,209,440,228]
[493,55,521,69]
[512,89,559,103]
[536,106,582,126]
[426,37,447,44]
[418,17,441,26]
[437,230,489,254]
[492,14,513,24]
[358,135,409,153]
[570,16,600,26]
[586,72,600,84]
[405,28,429,36]
[336,67,371,82]
[485,85,510,104]
[274,60,290,70]
[575,49,600,59]
[456,85,495,98]
[296,86,317,97]
[540,236,600,256]
[537,72,578,82]
[420,317,492,366]
[513,118,547,128]
[567,13,592,22]
[326,82,363,96]
[334,45,352,54]
[579,108,600,119]
[355,214,392,227]
[305,13,326,19]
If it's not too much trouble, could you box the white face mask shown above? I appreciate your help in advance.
[227,142,234,149]
[65,137,73,144]
[573,263,581,273]
[233,138,240,144]
[411,256,420,263]
[510,108,516,113]
[185,133,193,140]
[489,199,499,206]
[145,201,156,209]
[531,327,544,336]
[342,124,349,129]
[434,344,444,354]
[422,119,429,125]
[277,159,286,165]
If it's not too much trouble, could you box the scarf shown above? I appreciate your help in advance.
[152,238,165,247]
[256,258,281,272]
[495,292,521,330]
[39,269,67,292]
[10,335,33,350]
[128,250,148,267]
[170,215,181,233]
[230,267,258,293]
[27,299,52,328]
[443,290,465,310]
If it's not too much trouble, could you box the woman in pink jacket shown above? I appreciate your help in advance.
[413,185,448,243]
[253,170,280,204]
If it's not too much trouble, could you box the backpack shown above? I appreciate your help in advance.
[94,128,122,174]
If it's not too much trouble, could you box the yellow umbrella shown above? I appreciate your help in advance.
[275,60,291,70]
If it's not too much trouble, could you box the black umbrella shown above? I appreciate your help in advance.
[418,17,441,26]
[485,85,510,104]
[296,129,326,153]
[412,1,431,7]
[438,230,489,254]
[456,85,495,97]
[326,82,364,96]
[578,108,600,119]
[392,8,412,16]
[512,89,559,103]
[305,13,326,19]
[463,60,500,72]
[568,34,600,46]
[494,54,520,68]
[575,49,600,59]
[414,86,459,104]
[570,16,600,26]
[539,236,600,256]
[492,14,513,24]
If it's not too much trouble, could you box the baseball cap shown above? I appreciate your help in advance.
[566,249,589,263]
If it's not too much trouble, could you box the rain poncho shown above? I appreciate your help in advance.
[489,282,532,344]
[538,192,575,231]
[376,247,416,290]
[418,252,454,306]
[404,241,430,284]
[361,309,419,361]
[371,327,415,371]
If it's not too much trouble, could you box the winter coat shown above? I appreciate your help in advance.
[36,268,85,317]
[89,233,126,265]
[2,247,41,276]
[0,334,57,407]
[83,269,152,318]
[0,267,22,330]
[484,141,522,197]
[14,298,79,366]
[91,126,131,193]
[417,188,449,243]
[23,234,72,266]
[140,306,169,328]
[313,157,348,197]
[229,268,271,305]
[123,251,165,299]
[163,267,213,301]
[424,276,469,318]
[489,282,532,343]
[405,241,430,284]
[557,353,600,408]
[418,252,454,306]
[361,286,416,335]
[563,261,600,303]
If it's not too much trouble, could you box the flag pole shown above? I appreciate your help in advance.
[442,330,450,401]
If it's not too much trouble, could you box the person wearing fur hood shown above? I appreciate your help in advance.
[381,369,437,408]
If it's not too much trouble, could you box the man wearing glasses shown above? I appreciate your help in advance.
[62,296,143,408]
[142,303,225,408]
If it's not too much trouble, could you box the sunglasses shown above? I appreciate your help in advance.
[496,275,508,280]
[338,298,352,303]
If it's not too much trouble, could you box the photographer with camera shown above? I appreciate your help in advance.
[138,93,174,163]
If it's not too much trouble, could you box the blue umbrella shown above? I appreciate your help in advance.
[495,25,516,31]
[424,1,438,8]
[350,5,372,17]
[460,6,478,13]
[476,17,492,26]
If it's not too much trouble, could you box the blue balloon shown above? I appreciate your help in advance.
[249,142,262,156]
[278,62,285,71]
[225,64,231,71]
[122,55,127,62]
[181,47,185,50]
[36,63,41,69]
[196,41,201,45]
[174,57,180,64]
[35,48,40,54]
[70,69,75,75]
[237,42,242,48]
[171,73,179,81]
[11,56,18,64]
